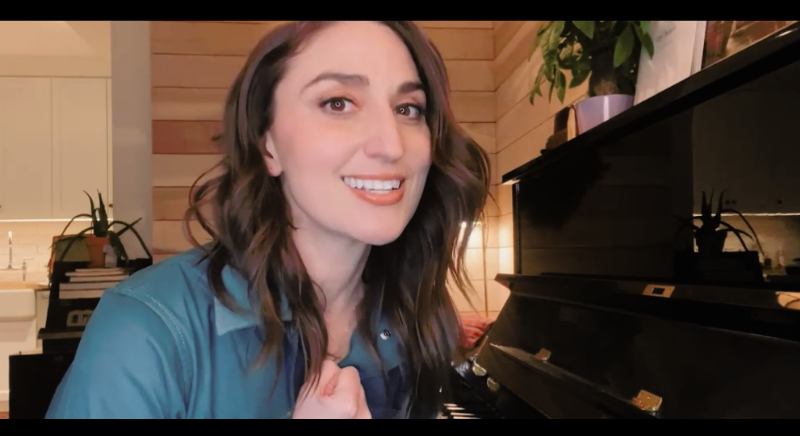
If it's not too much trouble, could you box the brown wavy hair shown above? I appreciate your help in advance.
[184,21,490,417]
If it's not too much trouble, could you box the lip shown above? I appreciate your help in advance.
[342,174,405,180]
[342,175,406,206]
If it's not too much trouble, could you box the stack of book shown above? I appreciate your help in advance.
[58,267,129,299]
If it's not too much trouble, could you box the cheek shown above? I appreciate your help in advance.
[276,124,348,175]
[402,127,433,170]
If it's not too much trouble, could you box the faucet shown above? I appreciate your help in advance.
[4,231,14,270]
[22,257,34,281]
[4,232,30,274]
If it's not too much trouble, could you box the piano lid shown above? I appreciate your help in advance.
[470,274,800,419]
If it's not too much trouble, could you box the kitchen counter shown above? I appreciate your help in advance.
[0,282,48,291]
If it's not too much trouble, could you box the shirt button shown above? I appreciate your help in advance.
[380,330,391,340]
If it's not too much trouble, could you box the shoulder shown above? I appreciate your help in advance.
[47,249,217,418]
[107,248,219,348]
[112,248,215,309]
[100,249,219,363]
[109,249,216,331]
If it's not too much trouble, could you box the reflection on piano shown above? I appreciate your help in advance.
[447,273,800,419]
[446,23,800,419]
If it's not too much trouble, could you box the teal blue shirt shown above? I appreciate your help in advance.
[46,249,419,419]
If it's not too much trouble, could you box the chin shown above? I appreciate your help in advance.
[351,223,407,246]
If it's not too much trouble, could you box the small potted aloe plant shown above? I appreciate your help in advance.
[530,21,655,133]
[675,190,765,283]
[692,191,764,256]
[53,191,151,268]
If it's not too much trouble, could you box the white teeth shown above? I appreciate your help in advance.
[343,177,402,193]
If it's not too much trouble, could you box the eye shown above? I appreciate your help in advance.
[321,97,354,113]
[396,104,425,120]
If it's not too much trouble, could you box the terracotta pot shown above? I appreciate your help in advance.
[84,235,110,268]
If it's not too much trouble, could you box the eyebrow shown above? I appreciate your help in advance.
[302,71,425,95]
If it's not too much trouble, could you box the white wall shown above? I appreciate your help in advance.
[0,21,111,77]
[110,22,152,259]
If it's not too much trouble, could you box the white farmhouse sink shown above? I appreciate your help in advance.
[0,287,35,321]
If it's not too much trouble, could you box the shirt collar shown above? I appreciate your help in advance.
[213,264,291,336]
[211,262,401,372]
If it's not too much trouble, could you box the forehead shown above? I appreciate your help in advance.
[283,21,421,86]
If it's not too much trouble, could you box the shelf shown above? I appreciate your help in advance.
[502,22,800,185]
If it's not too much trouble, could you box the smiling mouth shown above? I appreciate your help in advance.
[341,176,404,194]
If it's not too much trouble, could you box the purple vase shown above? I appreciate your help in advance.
[573,94,634,134]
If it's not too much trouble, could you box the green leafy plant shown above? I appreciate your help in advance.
[530,21,655,105]
[675,190,765,256]
[54,191,152,264]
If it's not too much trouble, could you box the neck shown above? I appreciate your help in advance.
[292,223,370,312]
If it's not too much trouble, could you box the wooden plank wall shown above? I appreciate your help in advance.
[150,21,497,316]
[492,21,678,282]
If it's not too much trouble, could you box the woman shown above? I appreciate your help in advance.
[46,21,489,419]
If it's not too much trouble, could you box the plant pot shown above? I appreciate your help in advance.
[573,94,634,134]
[84,235,110,268]
[696,230,728,254]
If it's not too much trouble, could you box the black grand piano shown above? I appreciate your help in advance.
[442,22,800,419]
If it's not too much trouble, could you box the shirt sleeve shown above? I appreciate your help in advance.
[46,291,187,419]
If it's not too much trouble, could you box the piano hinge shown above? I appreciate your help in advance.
[472,362,487,377]
[534,348,551,362]
[486,377,500,392]
[632,390,663,413]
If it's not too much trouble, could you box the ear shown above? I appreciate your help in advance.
[263,131,283,177]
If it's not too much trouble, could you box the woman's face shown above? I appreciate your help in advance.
[265,21,432,246]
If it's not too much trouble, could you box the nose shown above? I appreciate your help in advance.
[363,106,404,161]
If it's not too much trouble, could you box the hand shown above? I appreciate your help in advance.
[292,359,371,419]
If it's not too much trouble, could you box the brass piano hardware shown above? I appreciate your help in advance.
[493,344,664,417]
[486,377,500,392]
[643,284,674,298]
[534,348,552,362]
[472,362,487,377]
[632,390,662,413]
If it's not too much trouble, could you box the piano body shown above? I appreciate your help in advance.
[443,23,800,419]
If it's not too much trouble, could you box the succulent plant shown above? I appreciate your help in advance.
[54,190,151,264]
[677,190,765,256]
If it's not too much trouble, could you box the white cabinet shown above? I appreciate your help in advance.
[0,78,53,219]
[51,78,111,219]
[0,77,111,220]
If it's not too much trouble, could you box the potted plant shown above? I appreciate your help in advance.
[692,191,764,255]
[674,190,766,283]
[529,21,655,133]
[53,191,151,268]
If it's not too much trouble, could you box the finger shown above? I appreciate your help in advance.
[355,406,372,419]
[334,367,362,396]
[319,359,342,397]
[328,366,364,418]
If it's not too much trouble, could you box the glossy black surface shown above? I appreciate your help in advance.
[508,22,800,282]
[447,352,546,419]
[468,23,800,419]
[9,352,75,419]
[470,275,800,419]
[502,22,800,185]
